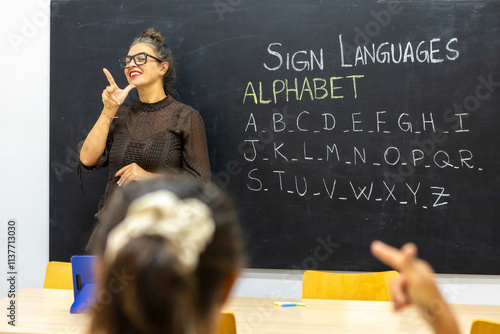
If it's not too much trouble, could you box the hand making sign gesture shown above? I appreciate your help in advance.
[101,68,136,109]
[371,241,460,334]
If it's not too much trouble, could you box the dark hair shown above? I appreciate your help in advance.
[89,176,245,334]
[130,27,178,99]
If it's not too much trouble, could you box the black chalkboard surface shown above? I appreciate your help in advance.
[50,0,500,274]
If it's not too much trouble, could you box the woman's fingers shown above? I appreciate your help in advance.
[102,90,121,107]
[115,163,153,186]
[119,171,133,187]
[115,166,129,187]
[114,84,136,105]
[115,164,127,177]
[103,68,117,87]
[115,163,138,186]
[102,69,136,107]
[123,84,136,95]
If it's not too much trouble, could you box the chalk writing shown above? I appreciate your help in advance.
[240,35,484,209]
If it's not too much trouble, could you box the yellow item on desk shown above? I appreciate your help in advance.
[470,319,500,334]
[43,261,73,290]
[302,270,399,301]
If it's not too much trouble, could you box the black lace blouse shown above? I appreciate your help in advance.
[80,95,211,249]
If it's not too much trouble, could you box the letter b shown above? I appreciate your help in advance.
[273,113,286,132]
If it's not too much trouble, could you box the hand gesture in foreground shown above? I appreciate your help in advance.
[371,241,460,334]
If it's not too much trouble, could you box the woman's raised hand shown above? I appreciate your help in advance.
[102,68,136,108]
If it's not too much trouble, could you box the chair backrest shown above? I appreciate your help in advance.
[43,261,73,290]
[217,311,237,334]
[470,319,500,334]
[302,270,399,301]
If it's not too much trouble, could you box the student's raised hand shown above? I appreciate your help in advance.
[370,241,460,334]
[102,68,136,108]
[371,241,442,311]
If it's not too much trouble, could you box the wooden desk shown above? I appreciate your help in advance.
[0,289,88,334]
[1,288,499,333]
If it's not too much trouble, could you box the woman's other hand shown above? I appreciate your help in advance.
[115,163,156,187]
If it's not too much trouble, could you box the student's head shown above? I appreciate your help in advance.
[120,27,177,97]
[89,176,245,334]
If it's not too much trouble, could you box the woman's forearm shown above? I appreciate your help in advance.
[80,107,118,166]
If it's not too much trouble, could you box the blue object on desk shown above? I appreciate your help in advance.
[70,255,97,314]
[274,302,306,307]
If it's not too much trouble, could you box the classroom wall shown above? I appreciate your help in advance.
[0,0,51,298]
[1,0,499,305]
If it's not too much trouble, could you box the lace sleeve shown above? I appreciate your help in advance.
[181,108,211,182]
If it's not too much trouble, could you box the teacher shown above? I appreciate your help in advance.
[79,27,211,251]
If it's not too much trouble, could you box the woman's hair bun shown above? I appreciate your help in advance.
[129,27,176,98]
[141,27,166,46]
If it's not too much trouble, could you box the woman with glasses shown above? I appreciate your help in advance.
[79,28,211,251]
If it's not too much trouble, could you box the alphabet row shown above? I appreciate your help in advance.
[246,169,450,208]
[244,111,470,134]
[242,141,482,171]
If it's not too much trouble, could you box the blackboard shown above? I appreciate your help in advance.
[50,0,500,274]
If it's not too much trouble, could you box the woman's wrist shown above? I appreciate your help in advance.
[101,107,119,125]
[102,106,119,115]
[146,171,160,179]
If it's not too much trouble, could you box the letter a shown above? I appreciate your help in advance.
[245,113,257,132]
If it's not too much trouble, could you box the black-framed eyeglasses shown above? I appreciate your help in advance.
[118,52,165,68]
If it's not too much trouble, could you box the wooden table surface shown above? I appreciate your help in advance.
[1,288,499,334]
